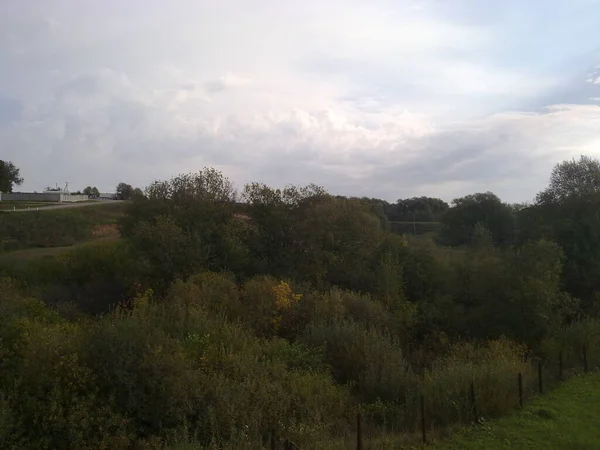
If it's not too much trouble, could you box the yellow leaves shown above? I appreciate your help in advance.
[271,281,302,331]
[273,281,302,310]
[132,288,154,310]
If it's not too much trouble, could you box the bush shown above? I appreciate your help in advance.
[423,338,533,426]
[302,320,416,404]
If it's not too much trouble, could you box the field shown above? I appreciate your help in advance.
[434,373,600,450]
[0,201,126,256]
[0,201,54,210]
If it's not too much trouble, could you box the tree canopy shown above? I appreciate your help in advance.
[439,192,515,246]
[537,155,600,204]
[0,160,24,193]
[116,182,134,200]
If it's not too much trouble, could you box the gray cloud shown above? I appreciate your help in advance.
[1,0,600,202]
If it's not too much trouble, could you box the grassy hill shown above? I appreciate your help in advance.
[434,373,600,450]
[0,202,126,256]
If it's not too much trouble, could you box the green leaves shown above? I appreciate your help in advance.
[0,161,23,193]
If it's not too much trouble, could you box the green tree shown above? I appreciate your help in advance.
[518,156,600,312]
[116,182,134,200]
[91,187,100,197]
[537,155,600,204]
[131,187,145,200]
[0,160,24,193]
[83,186,93,196]
[120,168,249,287]
[439,192,515,246]
[388,197,449,222]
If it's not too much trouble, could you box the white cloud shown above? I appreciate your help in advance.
[0,0,599,202]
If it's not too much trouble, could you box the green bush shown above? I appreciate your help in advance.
[424,338,533,426]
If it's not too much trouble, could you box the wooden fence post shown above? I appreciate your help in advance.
[270,431,276,450]
[559,351,563,381]
[356,413,362,450]
[538,361,543,395]
[420,394,427,444]
[470,382,477,421]
[518,372,523,408]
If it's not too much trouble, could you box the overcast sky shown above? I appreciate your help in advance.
[1,0,600,202]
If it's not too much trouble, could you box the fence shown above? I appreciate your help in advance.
[269,344,595,449]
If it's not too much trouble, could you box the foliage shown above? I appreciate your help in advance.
[0,156,599,447]
[439,192,515,246]
[388,197,449,222]
[0,160,23,193]
[116,182,134,200]
[537,155,600,205]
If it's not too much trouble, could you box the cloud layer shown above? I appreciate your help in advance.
[1,0,600,202]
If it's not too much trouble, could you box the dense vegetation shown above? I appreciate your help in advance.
[0,156,599,448]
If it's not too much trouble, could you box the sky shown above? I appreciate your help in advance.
[1,0,600,203]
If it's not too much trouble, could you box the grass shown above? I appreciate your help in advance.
[0,235,119,262]
[432,372,600,450]
[0,201,54,210]
[0,202,126,257]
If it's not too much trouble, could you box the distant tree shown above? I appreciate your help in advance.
[388,197,449,222]
[537,155,600,204]
[116,182,134,200]
[439,192,515,246]
[83,186,93,196]
[0,161,24,193]
[132,187,145,200]
[91,187,100,197]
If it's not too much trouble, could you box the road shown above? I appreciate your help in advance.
[1,200,126,212]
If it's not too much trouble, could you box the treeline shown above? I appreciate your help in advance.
[0,157,599,448]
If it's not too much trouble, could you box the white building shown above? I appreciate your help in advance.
[0,192,89,202]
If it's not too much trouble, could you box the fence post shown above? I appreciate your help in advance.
[559,351,563,381]
[538,361,543,394]
[420,394,427,444]
[270,431,277,450]
[356,413,362,450]
[583,344,588,373]
[518,372,523,408]
[470,382,477,422]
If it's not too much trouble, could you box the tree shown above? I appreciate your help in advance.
[387,197,449,222]
[83,186,93,196]
[116,182,134,201]
[120,168,249,287]
[439,192,515,246]
[537,155,600,205]
[0,160,24,193]
[91,187,100,197]
[132,188,145,200]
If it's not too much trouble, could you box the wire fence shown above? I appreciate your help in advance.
[269,344,596,449]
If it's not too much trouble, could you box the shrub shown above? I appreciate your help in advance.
[423,338,533,426]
